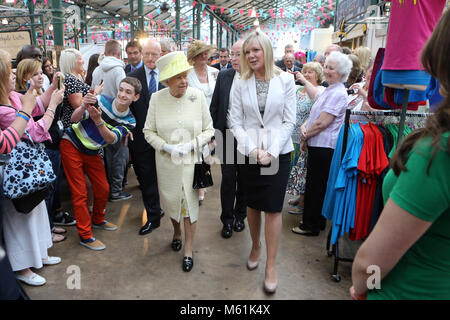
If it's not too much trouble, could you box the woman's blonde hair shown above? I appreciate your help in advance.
[59,48,82,75]
[240,31,281,81]
[302,62,324,85]
[16,58,41,92]
[0,49,11,104]
[354,46,372,73]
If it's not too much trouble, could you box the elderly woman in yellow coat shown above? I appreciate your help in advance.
[143,51,214,272]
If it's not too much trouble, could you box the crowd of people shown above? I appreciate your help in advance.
[0,7,449,300]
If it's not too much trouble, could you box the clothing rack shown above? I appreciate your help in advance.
[326,93,430,282]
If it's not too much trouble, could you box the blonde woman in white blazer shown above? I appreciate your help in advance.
[143,52,214,272]
[229,31,296,294]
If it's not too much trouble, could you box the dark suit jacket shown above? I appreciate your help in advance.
[210,68,236,132]
[281,65,302,73]
[124,61,143,75]
[211,62,232,71]
[128,66,165,150]
[275,59,303,71]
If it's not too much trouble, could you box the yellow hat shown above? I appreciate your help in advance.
[187,40,217,64]
[156,51,193,83]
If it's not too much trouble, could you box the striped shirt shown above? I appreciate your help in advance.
[66,94,136,155]
[0,127,20,154]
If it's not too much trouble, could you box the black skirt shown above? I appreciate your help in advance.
[241,153,291,213]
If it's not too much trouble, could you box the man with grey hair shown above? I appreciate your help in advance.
[210,39,246,239]
[160,39,172,57]
[128,39,165,236]
[324,44,343,58]
[276,43,303,70]
[314,53,325,66]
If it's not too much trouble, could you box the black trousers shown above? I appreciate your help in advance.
[302,146,334,233]
[128,138,161,223]
[218,134,246,226]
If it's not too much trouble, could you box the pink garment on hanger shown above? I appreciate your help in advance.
[381,0,446,71]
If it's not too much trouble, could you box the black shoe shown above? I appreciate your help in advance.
[182,256,194,272]
[139,220,160,235]
[160,210,165,218]
[221,224,233,239]
[171,239,182,251]
[53,211,76,226]
[233,219,245,232]
[294,224,320,237]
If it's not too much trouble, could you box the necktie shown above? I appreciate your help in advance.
[148,70,156,95]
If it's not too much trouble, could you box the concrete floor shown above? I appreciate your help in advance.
[25,164,355,300]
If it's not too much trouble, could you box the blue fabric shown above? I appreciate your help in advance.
[329,124,364,245]
[393,77,439,104]
[327,124,364,244]
[429,80,443,113]
[148,70,156,95]
[322,127,345,220]
[381,70,431,86]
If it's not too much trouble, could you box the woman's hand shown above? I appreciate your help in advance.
[50,72,64,90]
[48,89,64,109]
[294,71,306,84]
[349,286,367,300]
[258,152,273,165]
[20,88,38,115]
[300,125,307,141]
[350,83,367,100]
[82,93,97,106]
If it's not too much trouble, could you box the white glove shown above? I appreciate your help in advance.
[163,144,176,154]
[163,143,191,156]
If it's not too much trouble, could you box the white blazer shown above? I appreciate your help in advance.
[229,71,296,158]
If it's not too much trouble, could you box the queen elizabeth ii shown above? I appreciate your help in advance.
[143,51,214,272]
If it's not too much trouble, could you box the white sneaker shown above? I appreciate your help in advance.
[16,272,46,286]
[42,256,62,265]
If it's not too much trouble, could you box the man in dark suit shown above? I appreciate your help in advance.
[275,43,303,70]
[124,41,143,74]
[210,40,246,239]
[128,39,165,235]
[281,53,303,86]
[211,48,232,71]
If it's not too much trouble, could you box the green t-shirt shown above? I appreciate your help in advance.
[368,132,450,300]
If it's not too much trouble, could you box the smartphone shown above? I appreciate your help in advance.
[58,75,63,90]
[347,89,355,95]
[26,80,31,90]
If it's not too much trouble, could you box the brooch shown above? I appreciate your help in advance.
[188,94,197,102]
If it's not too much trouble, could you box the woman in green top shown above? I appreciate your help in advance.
[350,9,450,300]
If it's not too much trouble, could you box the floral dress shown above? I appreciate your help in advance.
[286,86,322,196]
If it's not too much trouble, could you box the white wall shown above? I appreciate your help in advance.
[309,26,334,53]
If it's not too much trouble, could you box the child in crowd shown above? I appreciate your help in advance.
[61,77,140,250]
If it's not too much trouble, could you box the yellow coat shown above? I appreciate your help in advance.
[143,87,214,223]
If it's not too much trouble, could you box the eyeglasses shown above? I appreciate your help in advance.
[143,53,160,58]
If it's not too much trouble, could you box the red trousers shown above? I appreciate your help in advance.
[60,139,109,240]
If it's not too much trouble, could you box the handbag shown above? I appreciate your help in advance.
[192,137,213,189]
[2,131,56,214]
